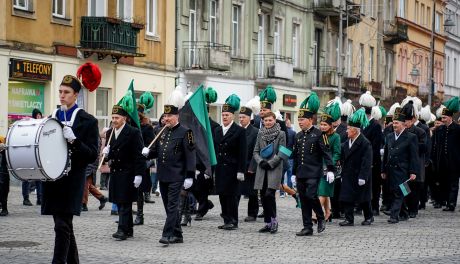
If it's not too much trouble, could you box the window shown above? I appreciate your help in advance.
[52,0,65,18]
[398,0,405,18]
[454,58,457,86]
[385,51,393,88]
[146,0,157,36]
[292,23,300,67]
[427,7,431,28]
[435,12,441,32]
[95,88,110,131]
[257,14,265,77]
[359,44,364,78]
[209,0,218,44]
[231,5,241,56]
[346,40,353,77]
[88,0,106,16]
[274,18,281,56]
[13,0,28,10]
[370,0,376,18]
[415,1,419,23]
[421,4,425,25]
[189,0,197,65]
[369,46,374,81]
[117,0,132,22]
[360,0,366,15]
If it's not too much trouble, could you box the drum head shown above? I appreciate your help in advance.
[38,119,68,180]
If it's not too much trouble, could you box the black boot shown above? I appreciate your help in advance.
[144,192,155,203]
[0,202,8,216]
[81,203,88,211]
[134,192,144,225]
[179,193,191,226]
[98,196,108,210]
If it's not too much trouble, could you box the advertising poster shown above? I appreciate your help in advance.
[8,81,45,124]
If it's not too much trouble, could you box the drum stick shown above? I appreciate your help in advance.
[147,125,168,149]
[97,128,114,171]
[60,105,68,125]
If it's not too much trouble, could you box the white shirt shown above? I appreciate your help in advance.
[115,123,126,140]
[349,133,360,148]
[222,121,234,136]
[394,128,405,141]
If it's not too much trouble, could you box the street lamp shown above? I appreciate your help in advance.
[409,67,421,83]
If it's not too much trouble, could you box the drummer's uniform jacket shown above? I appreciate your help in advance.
[106,124,146,203]
[147,123,196,182]
[42,106,99,216]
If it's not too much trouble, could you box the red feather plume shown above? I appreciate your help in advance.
[76,62,102,92]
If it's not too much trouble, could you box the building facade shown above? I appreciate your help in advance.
[0,0,176,135]
[444,0,460,99]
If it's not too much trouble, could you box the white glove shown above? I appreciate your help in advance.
[0,143,6,152]
[184,178,193,189]
[380,148,384,156]
[204,173,211,180]
[358,179,366,186]
[134,175,142,188]
[326,172,335,184]
[102,145,110,155]
[63,126,76,142]
[142,147,150,157]
[291,175,296,185]
[237,172,245,181]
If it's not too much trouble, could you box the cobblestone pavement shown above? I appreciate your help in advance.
[1,186,460,264]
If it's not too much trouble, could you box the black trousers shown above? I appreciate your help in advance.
[247,194,259,218]
[297,178,324,230]
[159,181,183,238]
[343,201,372,223]
[371,167,383,211]
[381,178,392,208]
[390,189,408,220]
[406,181,422,214]
[118,203,133,234]
[219,194,239,226]
[136,190,144,217]
[447,174,460,208]
[52,214,79,264]
[260,174,276,223]
[331,178,343,217]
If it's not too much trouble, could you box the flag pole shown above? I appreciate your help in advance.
[97,128,114,171]
[147,125,168,149]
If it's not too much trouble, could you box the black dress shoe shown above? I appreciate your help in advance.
[361,217,374,226]
[258,225,271,233]
[317,219,326,233]
[387,218,399,224]
[409,213,417,218]
[399,215,409,221]
[98,197,108,210]
[218,224,226,229]
[159,237,170,245]
[169,236,184,244]
[244,216,256,222]
[81,204,88,212]
[222,224,237,230]
[296,228,313,236]
[443,206,455,212]
[195,214,203,221]
[133,215,144,225]
[23,199,33,206]
[339,220,354,226]
[382,210,391,216]
[0,209,8,216]
[270,222,278,234]
[112,231,127,240]
[126,232,133,238]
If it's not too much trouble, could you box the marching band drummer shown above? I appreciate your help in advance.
[41,74,99,264]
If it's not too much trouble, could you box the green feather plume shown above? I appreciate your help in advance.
[350,108,370,129]
[443,96,460,113]
[119,90,134,114]
[379,105,387,118]
[225,94,240,111]
[205,87,218,104]
[325,102,341,121]
[300,92,320,114]
[139,91,155,110]
[259,85,277,103]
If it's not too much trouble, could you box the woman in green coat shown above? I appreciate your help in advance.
[317,101,342,221]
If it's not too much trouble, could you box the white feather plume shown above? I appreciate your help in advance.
[387,103,400,116]
[436,105,446,118]
[359,91,376,108]
[340,99,355,116]
[420,105,432,122]
[245,96,261,115]
[184,91,193,101]
[167,85,186,109]
[371,106,382,120]
[274,110,283,121]
[412,97,423,112]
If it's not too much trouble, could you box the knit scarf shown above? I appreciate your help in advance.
[260,122,281,142]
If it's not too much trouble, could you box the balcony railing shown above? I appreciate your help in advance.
[343,77,361,93]
[383,19,408,44]
[369,81,382,96]
[79,17,144,58]
[311,66,338,87]
[254,54,293,80]
[312,0,361,27]
[182,41,231,71]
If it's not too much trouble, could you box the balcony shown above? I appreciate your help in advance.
[311,66,338,88]
[368,81,382,96]
[182,41,231,71]
[79,17,145,60]
[343,77,361,94]
[383,19,409,44]
[254,54,293,80]
[312,0,361,27]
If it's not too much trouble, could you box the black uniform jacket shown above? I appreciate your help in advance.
[406,125,427,182]
[42,110,99,216]
[363,118,384,171]
[339,134,373,203]
[431,122,460,172]
[139,123,154,191]
[106,124,146,203]
[382,129,420,190]
[240,124,259,196]
[149,123,196,183]
[214,122,247,195]
[292,126,334,179]
[335,122,348,143]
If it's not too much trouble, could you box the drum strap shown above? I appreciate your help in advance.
[52,108,82,127]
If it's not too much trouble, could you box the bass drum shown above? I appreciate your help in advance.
[6,118,69,181]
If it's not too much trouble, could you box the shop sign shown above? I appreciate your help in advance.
[9,59,52,81]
